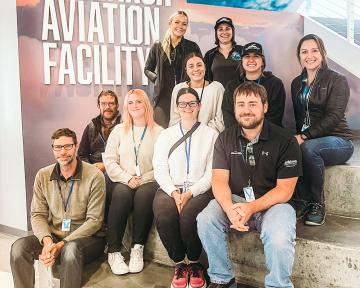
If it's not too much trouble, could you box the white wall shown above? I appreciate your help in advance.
[0,0,28,231]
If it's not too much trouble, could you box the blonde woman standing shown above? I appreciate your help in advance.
[144,10,201,128]
[103,89,163,275]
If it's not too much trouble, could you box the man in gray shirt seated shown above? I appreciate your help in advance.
[10,128,106,288]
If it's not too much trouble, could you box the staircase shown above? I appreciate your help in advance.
[123,146,360,287]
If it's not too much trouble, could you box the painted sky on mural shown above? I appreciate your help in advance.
[187,0,301,11]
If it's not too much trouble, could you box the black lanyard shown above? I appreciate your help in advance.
[238,137,264,186]
[188,79,206,103]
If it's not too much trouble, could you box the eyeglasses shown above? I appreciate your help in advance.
[99,102,116,108]
[52,144,75,151]
[177,101,199,108]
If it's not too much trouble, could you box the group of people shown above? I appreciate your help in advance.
[10,9,353,288]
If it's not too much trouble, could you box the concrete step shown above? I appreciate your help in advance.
[231,214,360,288]
[123,214,360,288]
[324,164,360,218]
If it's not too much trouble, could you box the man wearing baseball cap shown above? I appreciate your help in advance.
[222,42,286,128]
[204,17,243,88]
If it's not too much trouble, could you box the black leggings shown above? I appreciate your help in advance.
[107,181,159,252]
[153,189,213,262]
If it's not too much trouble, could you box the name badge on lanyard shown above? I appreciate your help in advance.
[62,219,71,231]
[60,179,75,232]
[179,124,192,193]
[243,186,255,202]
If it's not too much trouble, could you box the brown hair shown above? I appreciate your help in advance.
[51,128,77,144]
[296,34,328,68]
[233,82,268,104]
[97,90,119,106]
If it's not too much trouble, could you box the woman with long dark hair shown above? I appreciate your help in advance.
[292,34,353,226]
[169,52,225,132]
[144,11,201,128]
[204,17,242,88]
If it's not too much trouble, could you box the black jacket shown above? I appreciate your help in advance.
[291,67,352,140]
[204,44,243,82]
[222,71,286,128]
[144,39,201,106]
[78,114,121,163]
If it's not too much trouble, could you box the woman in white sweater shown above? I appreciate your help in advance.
[169,52,225,133]
[153,87,218,288]
[103,89,163,275]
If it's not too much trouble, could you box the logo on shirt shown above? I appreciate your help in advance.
[284,160,298,168]
[231,51,241,61]
[261,151,269,156]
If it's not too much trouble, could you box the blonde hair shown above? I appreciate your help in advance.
[122,89,156,132]
[162,10,188,62]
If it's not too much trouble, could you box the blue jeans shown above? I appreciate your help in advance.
[300,136,353,204]
[197,195,296,287]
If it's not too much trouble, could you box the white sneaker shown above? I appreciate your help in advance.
[129,244,144,273]
[108,252,129,275]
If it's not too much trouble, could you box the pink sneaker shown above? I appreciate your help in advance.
[171,263,188,288]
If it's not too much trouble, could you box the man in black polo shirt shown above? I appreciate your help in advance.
[197,82,302,288]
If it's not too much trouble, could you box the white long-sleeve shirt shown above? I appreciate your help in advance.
[153,123,218,197]
[103,123,163,184]
[169,81,225,133]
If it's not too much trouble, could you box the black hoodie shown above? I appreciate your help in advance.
[222,71,286,128]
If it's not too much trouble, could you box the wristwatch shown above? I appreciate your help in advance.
[300,134,308,140]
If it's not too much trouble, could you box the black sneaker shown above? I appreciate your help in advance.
[290,200,309,220]
[304,203,326,226]
[208,278,236,288]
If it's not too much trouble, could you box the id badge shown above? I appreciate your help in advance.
[182,181,189,193]
[62,219,71,232]
[135,165,141,176]
[301,123,310,132]
[243,186,255,202]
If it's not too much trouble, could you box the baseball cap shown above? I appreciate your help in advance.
[242,42,264,57]
[215,17,234,30]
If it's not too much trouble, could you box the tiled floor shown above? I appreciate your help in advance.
[0,232,255,288]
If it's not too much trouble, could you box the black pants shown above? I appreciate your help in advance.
[107,181,159,252]
[10,234,105,288]
[153,189,213,263]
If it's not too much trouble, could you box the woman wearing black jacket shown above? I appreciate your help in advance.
[222,42,285,128]
[292,34,353,226]
[204,17,242,88]
[144,11,201,128]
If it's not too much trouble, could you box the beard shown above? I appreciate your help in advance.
[236,113,264,129]
[101,109,118,121]
[57,153,76,167]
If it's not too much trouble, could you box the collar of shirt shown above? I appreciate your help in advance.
[50,157,83,182]
[236,119,270,143]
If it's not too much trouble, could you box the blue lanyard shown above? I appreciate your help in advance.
[179,124,192,176]
[132,125,148,165]
[63,180,75,212]
[99,132,106,146]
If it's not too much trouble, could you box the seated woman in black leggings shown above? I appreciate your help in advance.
[103,89,163,275]
[153,87,218,288]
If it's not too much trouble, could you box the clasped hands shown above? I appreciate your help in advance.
[38,237,65,268]
[128,176,143,189]
[225,202,255,232]
[172,190,192,213]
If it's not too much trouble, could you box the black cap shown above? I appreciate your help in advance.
[215,17,234,30]
[242,42,263,57]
